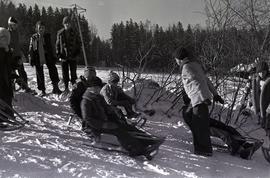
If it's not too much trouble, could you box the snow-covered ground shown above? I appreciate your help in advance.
[0,64,269,178]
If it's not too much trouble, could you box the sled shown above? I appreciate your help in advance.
[83,132,163,160]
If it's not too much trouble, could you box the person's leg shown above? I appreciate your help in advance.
[192,103,212,155]
[35,65,45,93]
[17,64,28,87]
[46,62,61,94]
[61,61,70,90]
[69,60,78,85]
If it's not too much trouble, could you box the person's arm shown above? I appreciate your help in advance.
[100,85,120,106]
[55,31,61,58]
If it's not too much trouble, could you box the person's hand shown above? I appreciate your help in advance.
[213,95,224,104]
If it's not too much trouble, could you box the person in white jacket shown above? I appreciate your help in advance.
[174,47,224,156]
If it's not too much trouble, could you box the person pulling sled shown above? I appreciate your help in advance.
[80,76,165,160]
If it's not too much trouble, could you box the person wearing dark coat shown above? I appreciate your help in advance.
[29,21,62,96]
[0,27,14,122]
[56,16,81,93]
[8,16,35,94]
[80,77,164,158]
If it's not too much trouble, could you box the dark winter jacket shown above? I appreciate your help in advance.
[28,32,56,66]
[81,88,119,130]
[69,77,89,117]
[56,28,80,60]
[100,84,135,106]
[8,28,21,58]
[0,48,14,106]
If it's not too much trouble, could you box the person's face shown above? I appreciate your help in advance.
[63,22,71,30]
[37,24,45,34]
[258,70,268,79]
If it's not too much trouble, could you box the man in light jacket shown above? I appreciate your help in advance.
[174,47,224,156]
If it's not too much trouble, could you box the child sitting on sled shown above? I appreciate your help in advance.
[100,71,140,119]
[80,76,164,159]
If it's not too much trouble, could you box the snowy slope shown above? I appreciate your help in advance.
[0,64,269,178]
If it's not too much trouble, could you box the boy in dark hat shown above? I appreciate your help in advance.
[56,16,81,93]
[100,71,139,119]
[80,76,164,159]
[29,21,62,96]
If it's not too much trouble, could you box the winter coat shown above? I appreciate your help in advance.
[251,74,270,117]
[8,28,21,58]
[28,33,56,66]
[55,28,80,60]
[100,84,135,106]
[180,58,218,107]
[81,88,119,130]
[0,48,13,105]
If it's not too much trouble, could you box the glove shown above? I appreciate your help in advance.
[213,95,224,104]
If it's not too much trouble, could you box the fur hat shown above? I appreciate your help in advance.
[62,16,71,25]
[8,16,18,25]
[256,61,269,73]
[84,66,96,79]
[88,76,103,87]
[108,71,120,84]
[0,27,10,50]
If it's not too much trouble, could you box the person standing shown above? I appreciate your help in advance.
[251,61,270,133]
[7,16,34,93]
[0,27,14,119]
[174,47,224,156]
[56,16,81,93]
[29,21,62,96]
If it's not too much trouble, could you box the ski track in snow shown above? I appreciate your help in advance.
[0,64,269,178]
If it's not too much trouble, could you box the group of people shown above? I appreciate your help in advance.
[174,47,269,159]
[1,16,81,100]
[1,15,270,160]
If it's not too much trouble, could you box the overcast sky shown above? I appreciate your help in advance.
[12,0,207,39]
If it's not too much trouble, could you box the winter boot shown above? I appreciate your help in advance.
[239,140,263,159]
[52,84,62,95]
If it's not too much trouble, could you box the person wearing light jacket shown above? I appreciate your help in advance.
[174,47,224,156]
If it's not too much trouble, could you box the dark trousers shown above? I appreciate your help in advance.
[17,64,28,85]
[183,103,212,153]
[183,105,246,154]
[61,60,77,89]
[35,63,60,91]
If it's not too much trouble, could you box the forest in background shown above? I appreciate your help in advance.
[1,0,270,74]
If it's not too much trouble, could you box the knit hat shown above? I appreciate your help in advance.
[0,27,10,50]
[88,76,103,87]
[173,47,189,60]
[62,16,71,24]
[108,71,120,84]
[8,17,18,25]
[256,61,269,73]
[84,66,96,79]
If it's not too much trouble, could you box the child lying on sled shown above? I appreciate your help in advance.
[80,76,164,159]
